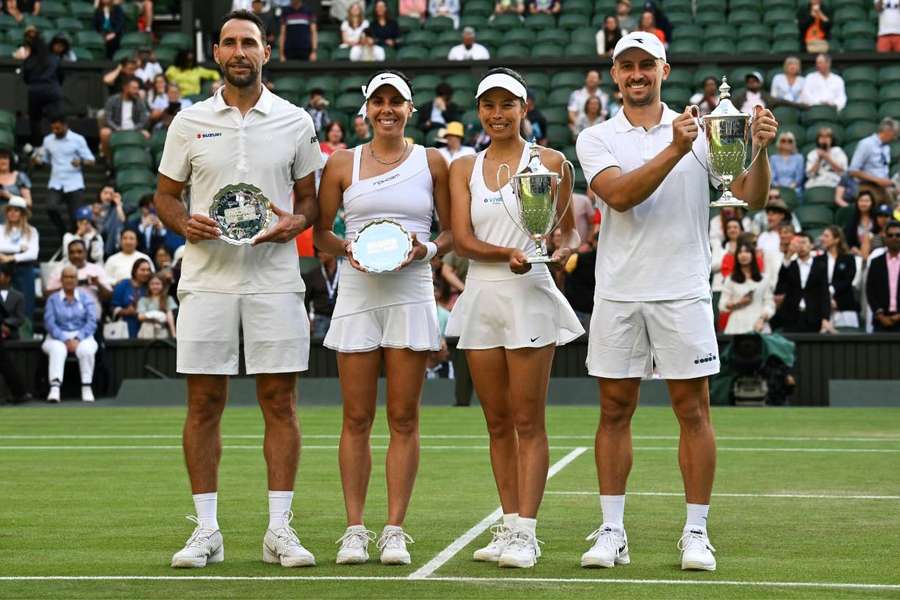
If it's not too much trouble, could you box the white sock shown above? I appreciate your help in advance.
[268,490,294,530]
[600,494,626,530]
[685,503,709,533]
[192,492,218,531]
[517,517,537,535]
[502,512,518,528]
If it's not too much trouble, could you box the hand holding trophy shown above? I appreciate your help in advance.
[497,145,575,263]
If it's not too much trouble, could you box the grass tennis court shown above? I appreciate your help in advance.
[1,404,899,599]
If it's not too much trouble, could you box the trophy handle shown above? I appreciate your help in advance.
[548,159,576,239]
[689,107,709,173]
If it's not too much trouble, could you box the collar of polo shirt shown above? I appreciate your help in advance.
[612,102,678,133]
[212,85,274,115]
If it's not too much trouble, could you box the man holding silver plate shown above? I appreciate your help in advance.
[576,32,777,572]
[155,10,323,569]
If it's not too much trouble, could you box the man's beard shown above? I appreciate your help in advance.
[223,63,258,88]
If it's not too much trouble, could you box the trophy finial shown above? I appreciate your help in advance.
[718,77,731,100]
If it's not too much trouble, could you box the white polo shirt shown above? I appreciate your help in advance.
[576,104,713,302]
[159,86,324,294]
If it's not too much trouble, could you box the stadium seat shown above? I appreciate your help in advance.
[833,5,866,22]
[803,187,836,207]
[75,31,105,52]
[692,65,722,88]
[879,65,900,85]
[112,147,151,170]
[834,205,855,228]
[796,205,834,228]
[566,43,597,57]
[159,32,193,50]
[879,101,900,120]
[728,9,759,25]
[490,14,521,30]
[843,65,878,85]
[120,32,152,50]
[674,24,704,40]
[524,72,551,91]
[730,0,761,11]
[803,105,839,124]
[694,12,722,25]
[116,168,156,193]
[396,45,428,61]
[729,66,762,85]
[564,0,593,15]
[666,11,693,27]
[55,17,84,32]
[0,128,13,150]
[546,124,573,147]
[23,15,53,29]
[847,83,878,103]
[525,14,556,30]
[705,24,732,39]
[806,123,844,144]
[547,87,573,107]
[427,44,453,59]
[558,14,586,29]
[476,28,503,46]
[306,75,337,95]
[69,2,94,19]
[738,24,770,40]
[843,38,876,52]
[777,186,799,209]
[669,39,701,54]
[461,109,481,134]
[0,110,14,132]
[845,121,879,143]
[122,187,155,214]
[737,39,768,53]
[841,21,877,38]
[437,29,460,45]
[274,76,305,96]
[551,71,585,90]
[879,84,900,103]
[446,73,473,90]
[505,28,532,44]
[109,130,147,151]
[532,44,564,58]
[72,47,95,61]
[397,16,420,32]
[771,39,801,53]
[773,106,800,125]
[763,8,794,23]
[536,28,570,45]
[703,39,733,54]
[661,86,691,108]
[543,107,569,125]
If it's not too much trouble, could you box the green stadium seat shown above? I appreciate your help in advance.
[397,16,421,32]
[737,38,768,53]
[879,101,900,120]
[879,84,900,103]
[55,17,84,32]
[437,29,459,44]
[69,2,94,19]
[525,14,556,30]
[396,45,428,61]
[428,44,453,59]
[763,8,794,24]
[543,107,569,125]
[728,9,760,25]
[547,86,573,106]
[558,14,585,29]
[847,83,878,103]
[666,12,693,27]
[840,103,877,124]
[803,105,839,124]
[112,48,134,62]
[773,106,800,124]
[75,31,105,51]
[551,71,585,90]
[566,43,596,57]
[109,130,147,151]
[532,44,564,58]
[159,32,193,50]
[524,72,551,90]
[340,74,368,93]
[116,168,156,193]
[463,0,492,16]
[738,24,770,39]
[536,28,569,45]
[274,76,305,96]
[661,86,691,108]
[669,39,701,54]
[461,109,481,133]
[445,73,473,90]
[879,65,900,85]
[505,27,532,44]
[833,6,866,21]
[841,21,877,38]
[674,24,704,40]
[334,92,361,114]
[843,65,878,85]
[122,187,155,214]
[842,38,876,52]
[694,12,722,25]
[120,32,152,50]
[23,15,53,29]
[804,187,836,206]
[834,205,855,229]
[496,43,529,59]
[72,47,95,61]
[705,24,732,39]
[458,14,486,30]
[727,66,761,86]
[665,70,694,88]
[564,0,593,15]
[730,0,761,11]
[845,121,879,143]
[306,75,337,95]
[0,110,14,132]
[546,124,573,147]
[474,28,502,46]
[0,13,15,27]
[771,38,800,53]
[771,22,796,39]
[317,30,340,49]
[703,39,733,54]
[692,64,722,88]
[0,128,13,150]
[149,129,167,152]
[405,128,425,145]
[796,205,834,228]
[414,88,435,105]
[491,13,523,30]
[112,147,151,170]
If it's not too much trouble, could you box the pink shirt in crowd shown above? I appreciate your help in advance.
[888,252,900,313]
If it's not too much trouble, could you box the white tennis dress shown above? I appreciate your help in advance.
[445,143,584,349]
[324,144,442,353]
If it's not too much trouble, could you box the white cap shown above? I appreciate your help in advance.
[359,72,416,117]
[475,72,527,102]
[611,31,666,62]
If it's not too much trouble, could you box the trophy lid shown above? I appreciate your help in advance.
[707,77,748,119]
[519,144,554,177]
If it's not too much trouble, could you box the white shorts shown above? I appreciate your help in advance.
[176,291,310,375]
[586,296,719,380]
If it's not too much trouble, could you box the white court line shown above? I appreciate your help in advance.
[0,575,897,592]
[546,491,900,500]
[408,447,588,580]
[2,445,900,453]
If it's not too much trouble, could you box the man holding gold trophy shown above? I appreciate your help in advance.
[576,32,778,571]
[155,10,324,568]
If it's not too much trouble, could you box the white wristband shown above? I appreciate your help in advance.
[420,241,438,262]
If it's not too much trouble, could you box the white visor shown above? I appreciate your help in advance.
[359,72,415,117]
[475,73,527,102]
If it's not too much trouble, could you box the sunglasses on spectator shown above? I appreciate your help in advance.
[779,139,795,144]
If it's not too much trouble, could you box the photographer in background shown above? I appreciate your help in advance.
[304,87,331,137]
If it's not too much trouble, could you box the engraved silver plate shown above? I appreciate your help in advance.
[209,183,272,245]
[351,219,413,272]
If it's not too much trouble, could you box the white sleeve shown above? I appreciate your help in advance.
[158,113,191,183]
[575,126,619,187]
[292,111,327,181]
[567,91,579,113]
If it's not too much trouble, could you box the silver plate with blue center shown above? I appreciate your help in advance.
[352,219,413,273]
[209,183,272,245]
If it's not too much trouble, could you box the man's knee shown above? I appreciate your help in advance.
[186,385,227,427]
[599,380,639,429]
[670,382,710,431]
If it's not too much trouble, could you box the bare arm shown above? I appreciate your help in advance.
[589,144,686,213]
[154,173,220,242]
[732,107,777,211]
[279,22,286,61]
[425,147,453,257]
[253,172,317,245]
[313,150,354,257]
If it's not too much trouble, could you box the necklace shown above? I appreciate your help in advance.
[368,140,409,166]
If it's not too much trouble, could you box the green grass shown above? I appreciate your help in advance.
[1,405,899,599]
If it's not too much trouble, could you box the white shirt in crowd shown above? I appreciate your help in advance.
[136,61,163,85]
[805,146,848,189]
[797,255,813,311]
[718,275,775,334]
[104,250,154,283]
[447,43,490,60]
[568,86,609,122]
[739,91,764,115]
[576,105,713,301]
[877,0,900,35]
[799,72,847,111]
[770,73,805,103]
[150,95,194,112]
[158,86,324,294]
[121,100,135,130]
[340,19,369,46]
[756,230,781,255]
[437,145,475,164]
[350,45,386,62]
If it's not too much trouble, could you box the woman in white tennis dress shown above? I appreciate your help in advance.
[445,68,584,569]
[314,71,452,567]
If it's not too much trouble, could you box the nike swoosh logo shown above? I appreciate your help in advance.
[530,336,540,343]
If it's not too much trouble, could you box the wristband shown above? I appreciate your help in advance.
[419,241,438,262]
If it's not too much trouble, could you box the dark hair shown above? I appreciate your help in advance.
[139,193,155,208]
[220,9,267,43]
[603,14,623,47]
[373,0,392,20]
[119,56,136,67]
[721,217,744,247]
[731,241,762,283]
[67,238,87,254]
[362,26,374,38]
[886,220,900,234]
[324,120,345,142]
[122,76,141,90]
[49,114,67,125]
[0,262,14,278]
[798,232,814,243]
[131,258,151,281]
[174,48,196,70]
[435,82,453,97]
[147,273,169,310]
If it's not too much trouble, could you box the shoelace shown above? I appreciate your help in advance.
[377,528,415,551]
[336,528,376,549]
[183,515,216,549]
[488,523,512,546]
[585,527,624,557]
[677,530,716,554]
[271,510,304,549]
[505,530,543,551]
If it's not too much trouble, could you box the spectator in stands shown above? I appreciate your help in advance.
[21,27,63,149]
[147,73,168,106]
[280,0,318,61]
[251,0,277,45]
[615,0,636,31]
[46,238,112,320]
[493,0,525,20]
[436,121,475,164]
[341,2,368,48]
[319,121,347,157]
[100,77,151,160]
[105,229,153,283]
[0,149,32,209]
[805,127,847,197]
[153,245,174,287]
[1,0,26,23]
[719,241,775,334]
[770,56,805,104]
[398,0,426,21]
[49,34,76,63]
[710,205,752,248]
[417,83,460,133]
[0,263,29,404]
[570,190,595,246]
[301,248,338,339]
[304,88,331,137]
[103,57,138,95]
[688,77,719,117]
[770,132,805,197]
[637,9,665,43]
[430,0,461,26]
[110,257,151,338]
[771,222,797,276]
[447,27,491,61]
[149,82,192,131]
[797,0,832,54]
[596,15,624,56]
[349,28,385,62]
[523,90,548,145]
[127,194,168,256]
[370,0,400,48]
[567,70,608,128]
[94,0,126,59]
[571,96,605,139]
[872,204,895,252]
[0,197,37,320]
[756,196,792,254]
[876,0,900,53]
[711,217,744,306]
[137,273,176,338]
[867,220,900,332]
[93,185,125,257]
[733,72,803,116]
[848,118,898,206]
[528,0,560,15]
[351,115,371,144]
[799,53,846,111]
[165,50,220,97]
[844,190,878,257]
[62,205,104,265]
[818,225,859,330]
[773,233,832,333]
[42,265,99,402]
[134,47,163,88]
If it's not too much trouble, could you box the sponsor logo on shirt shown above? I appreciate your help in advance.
[310,135,319,144]
[196,132,222,139]
[373,173,400,186]
[483,195,503,205]
[693,352,718,365]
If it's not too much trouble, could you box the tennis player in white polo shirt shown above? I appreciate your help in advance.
[576,32,778,571]
[154,10,323,569]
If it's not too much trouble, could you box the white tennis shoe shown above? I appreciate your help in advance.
[335,525,376,564]
[473,522,513,562]
[377,525,413,565]
[679,529,716,571]
[171,516,224,568]
[581,524,630,568]
[263,511,316,567]
[498,529,541,568]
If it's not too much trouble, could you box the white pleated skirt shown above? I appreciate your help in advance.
[324,261,441,353]
[445,267,584,350]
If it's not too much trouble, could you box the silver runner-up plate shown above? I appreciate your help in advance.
[209,183,272,245]
[351,219,413,273]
